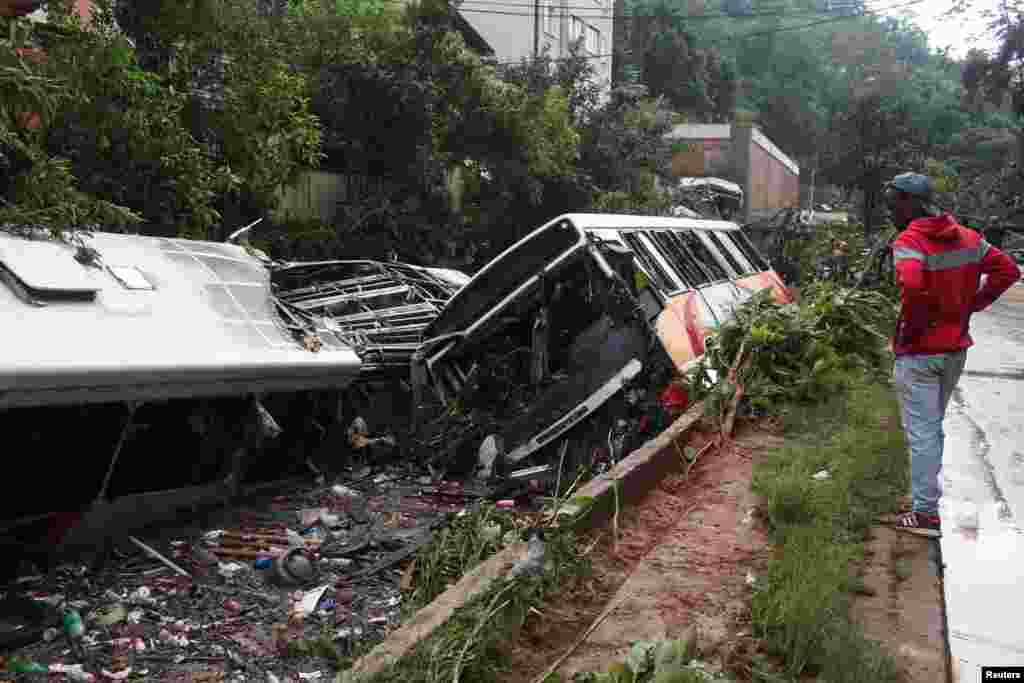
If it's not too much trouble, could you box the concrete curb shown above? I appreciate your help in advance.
[343,401,707,681]
[554,401,706,531]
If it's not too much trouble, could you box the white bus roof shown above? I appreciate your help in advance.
[0,230,361,408]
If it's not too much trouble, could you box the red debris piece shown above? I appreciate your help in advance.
[659,383,690,415]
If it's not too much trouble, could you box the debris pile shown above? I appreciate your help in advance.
[0,460,549,682]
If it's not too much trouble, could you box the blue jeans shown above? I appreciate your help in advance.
[893,351,968,516]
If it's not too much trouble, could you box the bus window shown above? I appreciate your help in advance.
[710,230,755,275]
[704,230,749,276]
[673,229,730,282]
[644,231,706,288]
[728,229,771,272]
[620,232,680,294]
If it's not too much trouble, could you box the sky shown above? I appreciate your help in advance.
[900,0,1001,58]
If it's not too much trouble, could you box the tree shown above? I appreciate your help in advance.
[1,7,142,236]
[625,0,737,122]
[822,93,923,234]
[114,0,324,238]
[579,84,675,212]
[21,0,238,238]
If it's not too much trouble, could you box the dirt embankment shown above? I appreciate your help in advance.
[496,419,949,683]
[497,425,776,681]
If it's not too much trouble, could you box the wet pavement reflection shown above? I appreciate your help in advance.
[939,284,1024,681]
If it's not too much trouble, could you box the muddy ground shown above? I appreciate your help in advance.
[495,418,949,683]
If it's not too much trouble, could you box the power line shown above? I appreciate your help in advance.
[483,0,927,64]
[453,0,845,14]
[454,0,919,21]
[447,3,893,21]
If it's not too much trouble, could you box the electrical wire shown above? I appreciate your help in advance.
[452,0,864,16]
[479,0,928,66]
[441,0,923,21]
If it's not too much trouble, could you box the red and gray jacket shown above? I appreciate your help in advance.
[892,214,1020,356]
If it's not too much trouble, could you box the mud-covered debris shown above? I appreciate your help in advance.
[507,532,546,580]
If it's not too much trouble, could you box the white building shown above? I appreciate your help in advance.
[458,0,613,101]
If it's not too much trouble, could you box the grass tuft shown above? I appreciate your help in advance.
[750,374,907,682]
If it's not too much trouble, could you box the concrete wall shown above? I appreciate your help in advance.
[748,127,800,218]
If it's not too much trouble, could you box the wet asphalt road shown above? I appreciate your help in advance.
[938,282,1024,680]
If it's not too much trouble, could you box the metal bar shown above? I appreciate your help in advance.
[128,535,192,579]
[95,402,140,504]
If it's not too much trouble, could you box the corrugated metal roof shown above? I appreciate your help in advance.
[0,230,361,408]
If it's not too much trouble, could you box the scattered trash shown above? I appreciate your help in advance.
[218,562,246,579]
[63,609,85,658]
[128,535,192,579]
[477,435,504,479]
[50,663,96,682]
[812,470,831,481]
[331,485,360,499]
[100,667,132,680]
[7,656,47,673]
[507,533,546,580]
[745,571,757,586]
[0,454,534,680]
[93,604,127,626]
[274,548,316,586]
[297,672,323,680]
[293,585,331,620]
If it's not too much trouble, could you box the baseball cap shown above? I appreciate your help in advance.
[884,172,941,216]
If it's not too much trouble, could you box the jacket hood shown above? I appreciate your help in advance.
[907,214,961,241]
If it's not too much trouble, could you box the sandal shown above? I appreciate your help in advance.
[893,511,941,538]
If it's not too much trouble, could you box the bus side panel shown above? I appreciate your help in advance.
[656,292,714,373]
[736,271,793,305]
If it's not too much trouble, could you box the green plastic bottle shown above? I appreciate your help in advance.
[8,656,48,673]
[63,609,85,638]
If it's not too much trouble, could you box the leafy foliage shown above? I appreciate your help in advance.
[688,284,898,418]
[37,1,237,238]
[0,17,142,235]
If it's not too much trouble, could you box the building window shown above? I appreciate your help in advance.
[586,25,600,54]
[545,1,558,37]
[570,15,584,45]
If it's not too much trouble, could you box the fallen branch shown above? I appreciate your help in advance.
[530,591,631,683]
[720,341,751,444]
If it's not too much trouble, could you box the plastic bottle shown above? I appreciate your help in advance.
[9,657,48,673]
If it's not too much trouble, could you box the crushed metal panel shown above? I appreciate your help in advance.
[415,218,655,474]
[273,259,468,379]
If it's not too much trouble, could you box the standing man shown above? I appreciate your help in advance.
[885,172,1020,537]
